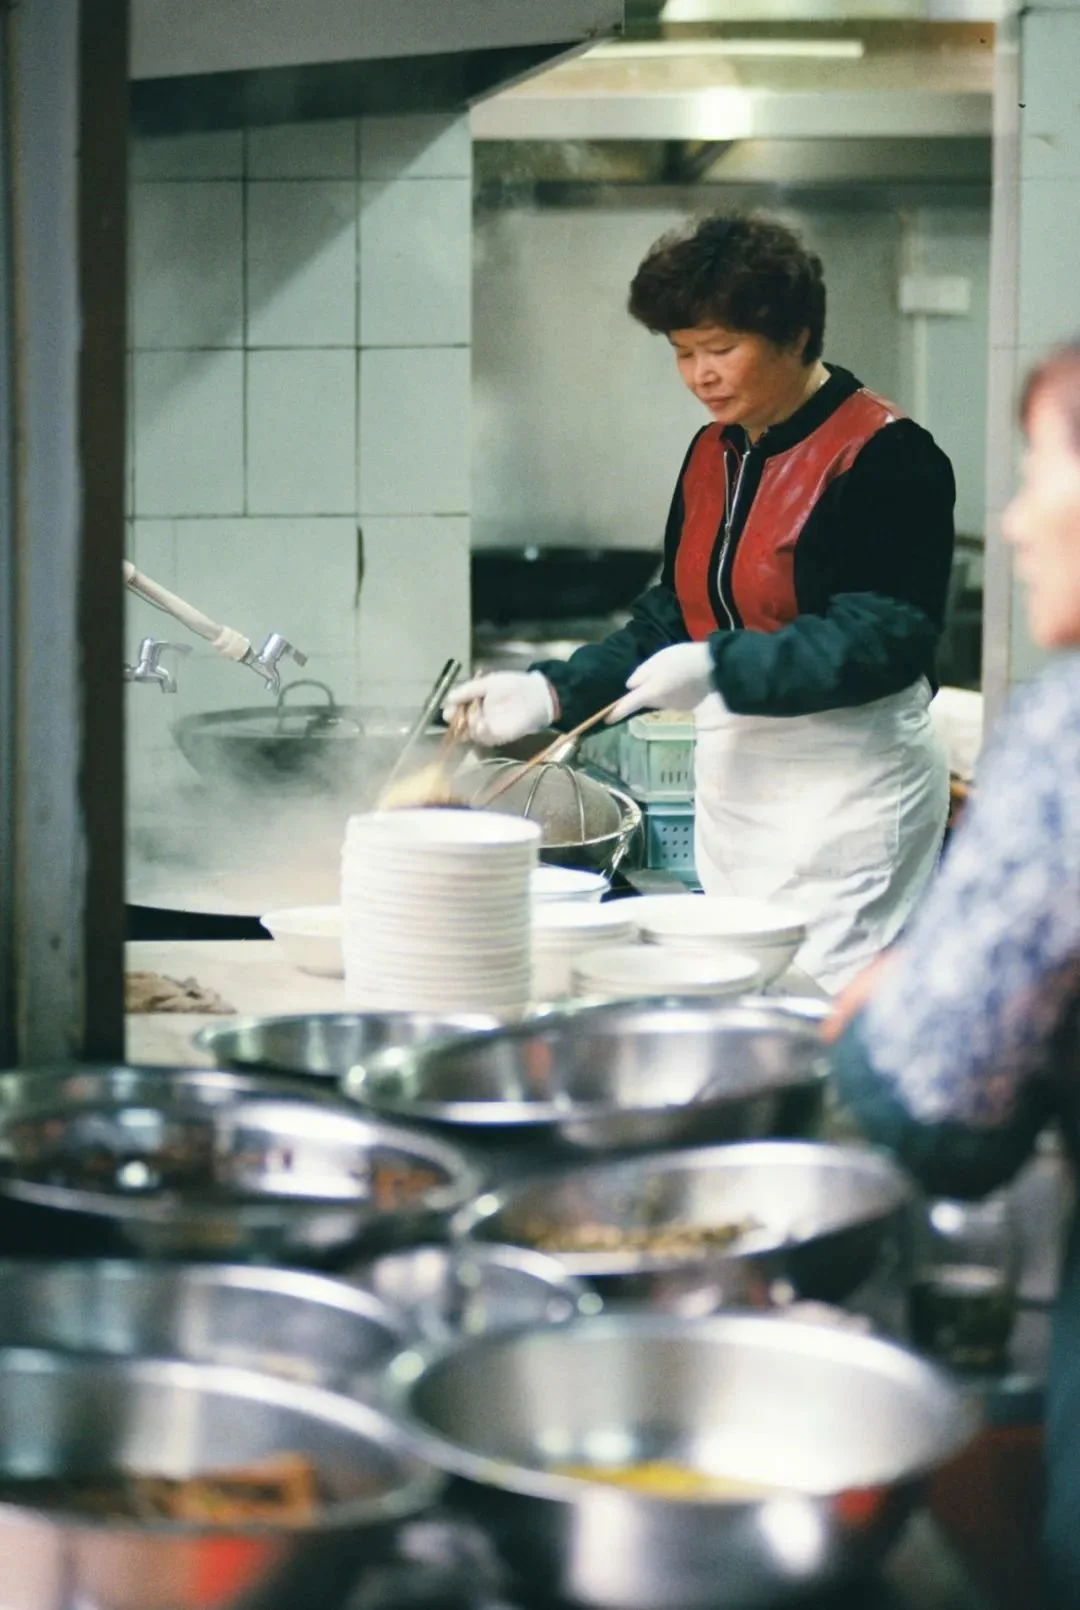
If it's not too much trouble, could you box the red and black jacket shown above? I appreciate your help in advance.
[537,365,956,729]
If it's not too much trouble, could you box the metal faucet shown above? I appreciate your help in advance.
[242,632,309,695]
[123,638,191,693]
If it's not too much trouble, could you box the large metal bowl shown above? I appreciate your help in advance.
[385,1314,976,1610]
[0,1261,408,1392]
[0,1349,440,1610]
[347,1242,601,1343]
[345,999,829,1167]
[171,699,423,799]
[453,1141,913,1311]
[0,1067,482,1263]
[194,1011,500,1083]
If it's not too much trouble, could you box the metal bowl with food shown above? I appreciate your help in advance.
[195,1011,501,1083]
[347,1242,601,1343]
[384,1313,976,1610]
[0,1261,409,1393]
[0,1067,482,1263]
[345,998,829,1166]
[0,1349,440,1610]
[453,1141,913,1312]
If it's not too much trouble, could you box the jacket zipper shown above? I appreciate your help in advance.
[715,444,750,630]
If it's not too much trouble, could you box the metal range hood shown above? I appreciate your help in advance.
[471,27,993,143]
[130,0,624,135]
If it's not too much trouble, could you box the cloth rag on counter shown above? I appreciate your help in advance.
[125,972,234,1015]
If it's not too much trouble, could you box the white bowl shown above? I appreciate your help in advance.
[261,905,343,977]
[630,894,807,986]
[531,906,640,1000]
[531,866,610,904]
[532,904,639,942]
[570,943,762,1002]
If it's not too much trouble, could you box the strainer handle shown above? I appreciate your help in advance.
[475,699,621,808]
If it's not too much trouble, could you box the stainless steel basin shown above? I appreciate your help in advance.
[0,1350,440,1610]
[348,1242,601,1342]
[453,1141,913,1311]
[0,1261,408,1392]
[0,1066,482,1264]
[346,998,829,1163]
[386,1314,976,1609]
[194,1011,499,1083]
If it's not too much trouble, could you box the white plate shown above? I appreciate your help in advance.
[345,809,541,851]
[261,905,343,978]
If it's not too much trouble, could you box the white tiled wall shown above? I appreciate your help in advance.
[126,115,473,791]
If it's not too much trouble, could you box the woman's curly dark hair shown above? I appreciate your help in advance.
[628,212,826,364]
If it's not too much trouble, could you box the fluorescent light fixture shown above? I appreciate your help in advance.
[588,38,866,60]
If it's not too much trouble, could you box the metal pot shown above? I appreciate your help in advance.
[194,1011,501,1084]
[345,998,829,1168]
[0,1350,440,1610]
[0,1261,408,1393]
[171,689,425,798]
[452,1141,913,1312]
[0,1066,482,1264]
[347,1242,601,1342]
[384,1314,976,1610]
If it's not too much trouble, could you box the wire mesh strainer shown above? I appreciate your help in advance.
[456,760,622,846]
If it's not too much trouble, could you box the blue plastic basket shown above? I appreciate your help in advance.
[642,800,697,877]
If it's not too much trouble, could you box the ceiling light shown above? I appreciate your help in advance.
[588,38,867,60]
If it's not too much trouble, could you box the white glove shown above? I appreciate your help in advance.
[444,671,556,746]
[607,643,715,724]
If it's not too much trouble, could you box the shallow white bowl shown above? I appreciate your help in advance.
[531,866,610,904]
[261,905,343,977]
[570,943,762,1002]
[532,904,639,942]
[629,894,807,986]
[531,906,640,1000]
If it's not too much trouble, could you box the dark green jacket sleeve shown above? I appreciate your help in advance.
[707,592,940,718]
[534,583,688,731]
[832,1013,1054,1200]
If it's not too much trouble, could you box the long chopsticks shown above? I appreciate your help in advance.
[475,699,622,808]
[381,658,462,795]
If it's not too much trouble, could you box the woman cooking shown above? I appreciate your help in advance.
[447,212,956,991]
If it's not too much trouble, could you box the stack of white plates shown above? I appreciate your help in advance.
[532,903,640,1002]
[571,943,762,1002]
[341,810,541,1015]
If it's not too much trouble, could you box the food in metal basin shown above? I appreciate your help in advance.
[0,1453,335,1523]
[523,1216,759,1259]
[552,1461,784,1501]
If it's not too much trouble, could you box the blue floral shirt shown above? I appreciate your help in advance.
[859,653,1080,1131]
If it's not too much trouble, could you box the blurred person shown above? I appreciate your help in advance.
[827,338,1080,1606]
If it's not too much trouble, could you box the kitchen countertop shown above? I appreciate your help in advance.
[126,940,344,1066]
[125,939,828,1066]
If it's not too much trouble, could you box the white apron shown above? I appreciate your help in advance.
[693,679,949,993]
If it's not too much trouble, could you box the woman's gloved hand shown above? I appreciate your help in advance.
[444,671,557,746]
[607,643,715,723]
